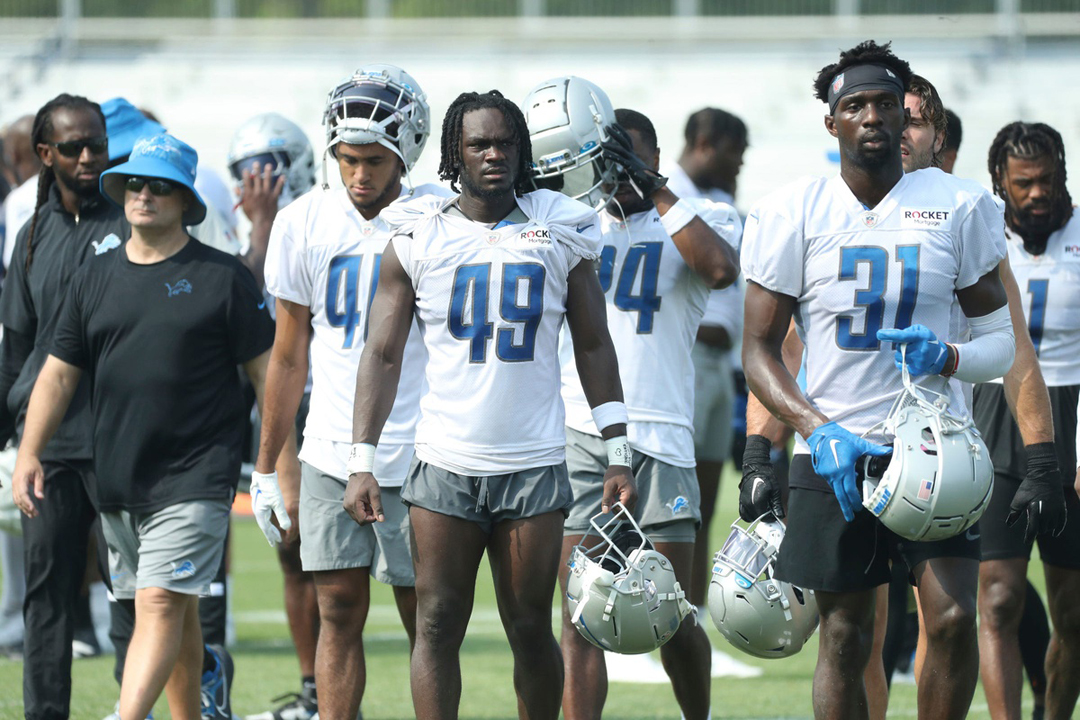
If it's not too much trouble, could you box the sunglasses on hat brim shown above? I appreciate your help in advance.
[124,176,179,196]
[49,137,108,158]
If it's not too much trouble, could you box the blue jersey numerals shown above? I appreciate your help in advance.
[449,262,546,363]
[836,245,920,351]
[597,242,664,334]
[326,254,382,348]
[1026,278,1049,356]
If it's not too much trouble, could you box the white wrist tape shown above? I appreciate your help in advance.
[591,401,629,432]
[952,304,1015,383]
[605,436,633,467]
[659,199,696,236]
[346,443,377,475]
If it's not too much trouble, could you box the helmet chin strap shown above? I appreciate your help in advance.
[321,132,414,195]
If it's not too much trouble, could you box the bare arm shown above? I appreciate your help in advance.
[565,260,637,512]
[742,282,827,440]
[653,187,739,289]
[12,355,82,517]
[998,256,1054,444]
[254,299,313,475]
[237,164,284,289]
[746,318,803,442]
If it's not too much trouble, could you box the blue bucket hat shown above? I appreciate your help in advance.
[100,134,207,225]
[101,97,166,162]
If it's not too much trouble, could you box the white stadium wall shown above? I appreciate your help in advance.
[1,23,1078,214]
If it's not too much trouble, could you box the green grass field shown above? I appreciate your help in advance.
[0,469,1044,719]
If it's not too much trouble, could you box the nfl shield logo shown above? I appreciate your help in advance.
[832,73,845,94]
[861,212,880,228]
[361,225,375,237]
[918,478,934,501]
[486,232,501,245]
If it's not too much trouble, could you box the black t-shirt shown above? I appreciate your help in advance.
[0,185,130,461]
[49,238,274,513]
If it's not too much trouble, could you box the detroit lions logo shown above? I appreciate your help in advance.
[171,560,196,579]
[92,233,121,255]
[666,496,689,515]
[165,279,193,297]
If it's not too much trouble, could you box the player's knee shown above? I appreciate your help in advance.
[924,598,978,647]
[416,597,469,648]
[818,613,873,669]
[503,609,552,649]
[979,578,1025,631]
[317,586,367,627]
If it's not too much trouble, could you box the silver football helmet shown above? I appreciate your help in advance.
[708,515,819,659]
[861,349,994,542]
[565,503,692,655]
[227,113,316,208]
[521,76,618,210]
[322,64,430,179]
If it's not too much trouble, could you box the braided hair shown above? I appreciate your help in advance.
[812,40,913,107]
[437,90,532,196]
[24,93,105,274]
[988,121,1072,250]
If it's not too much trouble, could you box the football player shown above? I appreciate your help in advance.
[346,89,635,720]
[741,40,1015,719]
[976,121,1078,720]
[528,86,740,719]
[249,65,444,720]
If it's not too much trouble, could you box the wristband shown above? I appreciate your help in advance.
[591,401,629,432]
[742,434,772,467]
[346,443,377,475]
[605,436,633,467]
[658,199,696,236]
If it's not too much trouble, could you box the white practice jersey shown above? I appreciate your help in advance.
[264,183,449,485]
[742,168,1007,450]
[561,200,742,466]
[387,189,601,476]
[996,209,1080,387]
[665,163,744,336]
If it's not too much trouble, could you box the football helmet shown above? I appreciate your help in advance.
[521,76,618,209]
[322,64,430,176]
[227,113,315,208]
[565,503,692,655]
[861,350,994,542]
[708,515,818,659]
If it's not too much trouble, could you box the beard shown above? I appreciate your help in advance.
[349,179,399,214]
[1009,202,1070,255]
[460,170,514,202]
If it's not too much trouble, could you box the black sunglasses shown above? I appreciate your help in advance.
[124,176,178,196]
[50,137,108,158]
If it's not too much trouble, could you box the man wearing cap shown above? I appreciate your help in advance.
[741,41,1014,718]
[10,133,295,720]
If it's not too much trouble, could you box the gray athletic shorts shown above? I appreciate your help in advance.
[401,458,572,535]
[101,499,230,600]
[299,462,414,586]
[564,427,700,542]
[692,342,735,463]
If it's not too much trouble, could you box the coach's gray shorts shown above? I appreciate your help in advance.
[401,458,572,535]
[299,462,414,586]
[692,342,735,463]
[564,427,700,542]
[101,499,230,600]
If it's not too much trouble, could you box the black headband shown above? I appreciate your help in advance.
[827,64,905,115]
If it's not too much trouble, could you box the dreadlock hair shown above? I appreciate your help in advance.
[907,74,947,167]
[615,108,658,153]
[682,107,748,150]
[813,40,914,108]
[988,121,1072,248]
[25,93,105,274]
[437,90,532,196]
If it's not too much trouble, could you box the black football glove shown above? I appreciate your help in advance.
[1007,442,1068,544]
[739,434,785,522]
[601,123,667,199]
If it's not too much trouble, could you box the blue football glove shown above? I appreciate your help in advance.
[876,325,948,376]
[808,421,893,522]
